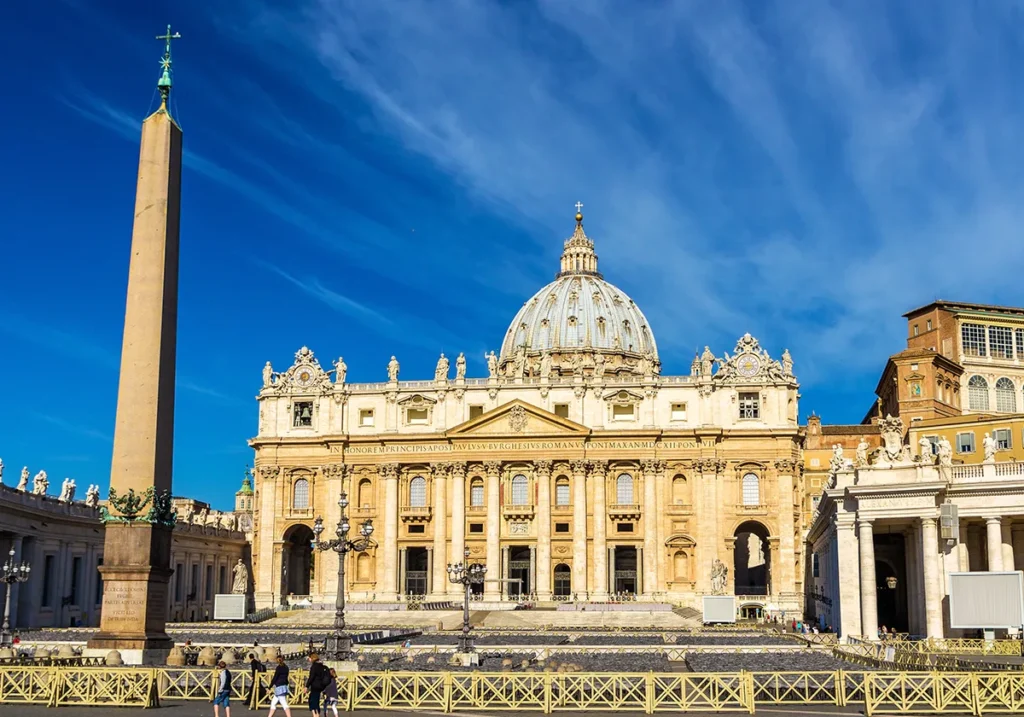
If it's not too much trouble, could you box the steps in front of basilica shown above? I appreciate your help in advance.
[263,608,699,630]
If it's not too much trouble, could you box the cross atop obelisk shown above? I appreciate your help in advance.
[87,25,184,664]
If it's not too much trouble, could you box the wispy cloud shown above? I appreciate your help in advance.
[34,413,112,443]
[251,258,391,326]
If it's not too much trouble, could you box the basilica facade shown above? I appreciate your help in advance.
[250,213,805,613]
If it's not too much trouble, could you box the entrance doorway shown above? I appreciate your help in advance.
[734,521,770,595]
[740,603,764,620]
[553,564,571,597]
[874,533,908,632]
[508,546,531,598]
[613,546,638,595]
[282,524,315,597]
[405,547,428,596]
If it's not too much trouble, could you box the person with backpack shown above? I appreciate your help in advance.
[306,653,330,717]
[249,653,266,705]
[267,656,291,717]
[213,660,231,717]
[322,668,340,717]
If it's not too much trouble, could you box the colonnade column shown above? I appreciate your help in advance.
[380,463,400,600]
[1001,521,1014,573]
[986,517,1004,571]
[858,519,878,640]
[1013,525,1024,571]
[835,519,862,639]
[483,461,501,601]
[921,517,943,638]
[591,460,608,600]
[571,459,588,599]
[641,460,661,596]
[448,463,466,597]
[431,462,449,598]
[7,535,24,629]
[535,460,553,600]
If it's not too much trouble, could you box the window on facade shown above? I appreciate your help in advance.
[511,474,528,505]
[470,478,484,507]
[811,495,821,513]
[671,403,687,421]
[554,404,569,418]
[612,403,635,421]
[554,564,572,596]
[927,319,933,331]
[407,408,428,425]
[359,409,374,427]
[812,553,820,578]
[408,524,425,534]
[956,432,975,454]
[293,401,313,427]
[990,326,1014,359]
[469,523,484,534]
[409,476,427,507]
[292,478,310,509]
[469,405,484,419]
[913,324,919,336]
[925,435,940,454]
[617,523,634,533]
[616,473,634,504]
[996,378,1017,413]
[741,472,760,505]
[962,323,987,356]
[174,562,184,602]
[555,478,570,506]
[205,565,213,601]
[968,375,990,411]
[739,392,760,419]
[995,428,1012,451]
[1017,329,1024,359]
[555,522,570,533]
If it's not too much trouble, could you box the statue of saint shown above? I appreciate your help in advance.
[387,355,400,382]
[918,436,935,463]
[983,432,997,462]
[0,458,4,484]
[781,349,793,376]
[16,467,28,491]
[184,503,195,524]
[701,346,715,376]
[539,351,552,378]
[85,484,100,508]
[455,352,466,380]
[594,353,606,379]
[485,351,498,379]
[262,361,273,388]
[32,470,48,496]
[710,558,729,595]
[333,357,347,384]
[937,437,953,468]
[435,353,450,381]
[231,559,249,594]
[856,439,870,467]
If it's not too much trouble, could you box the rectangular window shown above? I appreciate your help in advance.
[205,565,213,601]
[926,319,933,331]
[470,483,484,507]
[96,557,104,604]
[42,555,55,608]
[739,392,760,419]
[469,405,484,419]
[612,403,635,421]
[219,565,227,594]
[555,522,570,533]
[175,562,184,601]
[554,404,569,419]
[811,496,821,513]
[956,432,975,454]
[293,401,313,427]
[670,402,687,421]
[359,409,374,427]
[469,523,484,534]
[406,408,428,425]
[1017,329,1024,359]
[408,524,425,534]
[810,458,820,467]
[962,323,987,357]
[71,557,81,605]
[990,326,1014,359]
[812,553,820,578]
[555,481,570,506]
[913,324,919,337]
[617,523,634,533]
[995,428,1012,451]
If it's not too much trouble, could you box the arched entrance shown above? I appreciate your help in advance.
[874,533,909,632]
[282,524,314,598]
[734,521,771,596]
[553,564,571,598]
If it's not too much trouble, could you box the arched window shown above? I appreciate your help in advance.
[553,563,571,597]
[555,477,570,506]
[409,476,426,507]
[292,478,309,509]
[357,478,372,508]
[968,375,990,411]
[511,474,528,505]
[470,478,484,507]
[741,473,760,506]
[672,475,687,505]
[616,473,634,504]
[996,377,1016,413]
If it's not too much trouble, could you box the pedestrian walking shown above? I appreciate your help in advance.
[323,668,340,717]
[267,656,292,717]
[249,652,266,705]
[306,653,330,717]
[213,661,231,717]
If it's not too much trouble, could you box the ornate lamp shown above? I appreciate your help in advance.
[447,547,487,654]
[1,548,31,647]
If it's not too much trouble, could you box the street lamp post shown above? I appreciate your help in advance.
[311,492,375,660]
[1,548,31,648]
[446,548,487,654]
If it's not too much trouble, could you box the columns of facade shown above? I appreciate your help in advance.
[641,460,660,596]
[571,459,588,599]
[1013,525,1024,571]
[535,460,553,601]
[431,463,449,597]
[774,460,798,599]
[449,463,466,597]
[590,461,608,600]
[1001,521,1015,574]
[904,526,922,635]
[484,461,501,600]
[695,458,722,593]
[654,462,668,595]
[380,463,400,600]
[921,517,944,638]
[986,517,1004,571]
[858,519,879,640]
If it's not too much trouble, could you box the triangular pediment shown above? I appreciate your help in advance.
[448,399,590,438]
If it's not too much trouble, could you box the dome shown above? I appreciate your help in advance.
[497,210,658,379]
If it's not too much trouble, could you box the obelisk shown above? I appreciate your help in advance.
[87,26,183,664]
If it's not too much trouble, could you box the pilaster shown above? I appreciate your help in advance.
[641,459,662,595]
[380,463,399,600]
[431,462,449,597]
[535,460,553,600]
[590,460,608,600]
[448,463,466,596]
[921,517,943,638]
[858,519,878,640]
[571,459,588,599]
[484,460,501,600]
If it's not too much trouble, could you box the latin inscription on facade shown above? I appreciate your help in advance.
[335,439,702,455]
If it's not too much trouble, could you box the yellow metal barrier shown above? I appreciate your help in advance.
[0,665,57,705]
[48,667,159,708]
[864,671,976,716]
[749,671,840,705]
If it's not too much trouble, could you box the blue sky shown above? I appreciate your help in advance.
[2,1,1024,509]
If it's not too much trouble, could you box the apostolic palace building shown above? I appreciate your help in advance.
[250,211,805,614]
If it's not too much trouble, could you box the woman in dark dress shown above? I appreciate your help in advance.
[305,653,329,717]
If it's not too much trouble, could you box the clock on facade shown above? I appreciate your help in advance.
[295,369,315,388]
[736,353,761,378]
